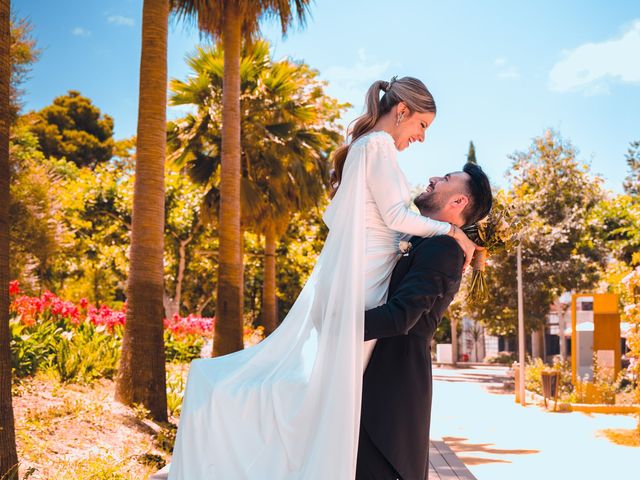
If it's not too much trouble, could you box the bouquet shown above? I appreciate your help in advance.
[463,194,523,301]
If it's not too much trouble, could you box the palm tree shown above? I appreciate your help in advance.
[170,0,313,356]
[0,0,19,476]
[115,0,169,421]
[471,323,484,362]
[168,40,344,335]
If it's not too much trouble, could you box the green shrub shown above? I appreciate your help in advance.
[166,369,186,418]
[52,323,121,384]
[11,303,207,386]
[569,353,619,404]
[154,423,177,454]
[525,357,573,398]
[10,319,61,378]
[486,351,516,365]
[164,331,203,363]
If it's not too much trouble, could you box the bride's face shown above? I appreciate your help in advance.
[393,106,436,151]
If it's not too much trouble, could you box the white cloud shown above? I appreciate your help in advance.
[549,19,640,95]
[493,57,520,80]
[322,49,390,112]
[497,66,520,79]
[71,27,91,37]
[108,15,135,27]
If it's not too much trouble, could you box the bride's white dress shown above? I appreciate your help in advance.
[165,131,451,480]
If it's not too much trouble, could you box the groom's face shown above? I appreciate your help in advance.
[413,171,470,213]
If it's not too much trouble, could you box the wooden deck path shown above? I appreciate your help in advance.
[429,440,478,480]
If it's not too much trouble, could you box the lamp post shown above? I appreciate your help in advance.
[517,243,526,405]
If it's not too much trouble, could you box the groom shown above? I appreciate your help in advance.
[357,163,493,480]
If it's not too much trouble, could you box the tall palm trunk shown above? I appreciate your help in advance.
[262,223,277,335]
[213,1,243,356]
[0,0,19,476]
[115,0,168,421]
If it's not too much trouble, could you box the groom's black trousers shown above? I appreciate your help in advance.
[356,423,402,480]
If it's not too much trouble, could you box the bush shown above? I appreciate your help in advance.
[53,323,121,384]
[10,318,60,378]
[164,331,204,363]
[524,355,634,405]
[166,368,186,418]
[7,281,264,386]
[525,357,573,398]
[486,351,516,365]
[11,318,122,384]
[569,353,620,405]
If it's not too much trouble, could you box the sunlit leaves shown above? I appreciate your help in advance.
[466,130,606,335]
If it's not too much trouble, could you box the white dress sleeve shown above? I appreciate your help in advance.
[361,134,452,237]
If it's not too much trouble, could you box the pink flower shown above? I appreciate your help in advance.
[87,304,126,332]
[164,314,215,337]
[10,295,44,325]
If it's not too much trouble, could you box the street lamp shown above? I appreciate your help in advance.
[517,243,526,405]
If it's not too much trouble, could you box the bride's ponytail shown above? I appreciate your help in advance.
[330,80,388,195]
[330,76,436,197]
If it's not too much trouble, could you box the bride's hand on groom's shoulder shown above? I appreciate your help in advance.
[448,225,477,272]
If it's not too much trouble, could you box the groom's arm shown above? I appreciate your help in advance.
[364,236,463,341]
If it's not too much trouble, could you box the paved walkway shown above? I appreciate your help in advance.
[430,366,639,480]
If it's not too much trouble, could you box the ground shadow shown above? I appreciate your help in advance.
[442,436,540,466]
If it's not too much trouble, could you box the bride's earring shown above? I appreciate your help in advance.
[396,112,404,126]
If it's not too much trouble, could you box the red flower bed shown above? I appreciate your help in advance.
[9,281,216,337]
[164,313,215,338]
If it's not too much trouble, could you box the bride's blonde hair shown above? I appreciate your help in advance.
[330,76,437,196]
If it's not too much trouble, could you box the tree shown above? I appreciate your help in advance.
[10,15,39,120]
[1,0,19,476]
[585,194,640,267]
[168,40,344,335]
[623,140,640,196]
[467,131,607,336]
[46,143,134,303]
[169,42,328,325]
[115,0,168,421]
[273,209,327,316]
[170,0,313,356]
[163,166,219,319]
[9,125,67,293]
[26,90,115,169]
[467,141,477,164]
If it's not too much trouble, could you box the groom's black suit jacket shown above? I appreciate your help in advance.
[362,234,464,480]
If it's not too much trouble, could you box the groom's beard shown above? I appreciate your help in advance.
[413,190,445,218]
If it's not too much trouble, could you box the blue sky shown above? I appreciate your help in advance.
[14,0,640,193]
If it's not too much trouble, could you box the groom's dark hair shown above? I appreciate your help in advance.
[462,163,492,227]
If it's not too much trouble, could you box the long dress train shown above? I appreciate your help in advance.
[166,131,451,479]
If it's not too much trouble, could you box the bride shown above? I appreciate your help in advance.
[164,76,476,479]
